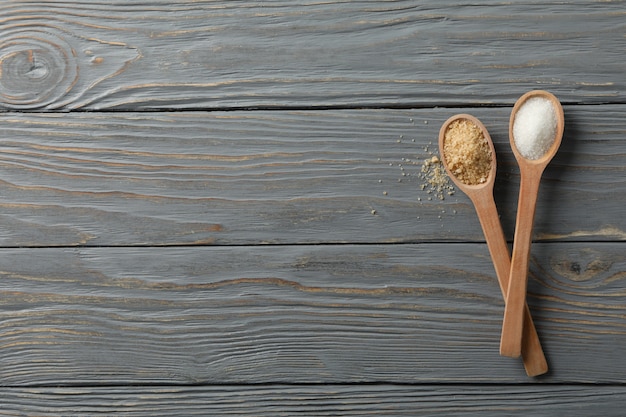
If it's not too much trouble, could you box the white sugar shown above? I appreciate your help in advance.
[513,96,557,160]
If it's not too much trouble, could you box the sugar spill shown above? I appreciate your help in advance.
[378,125,455,202]
[419,153,455,200]
[371,118,456,217]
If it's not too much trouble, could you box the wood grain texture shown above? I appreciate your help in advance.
[0,1,624,412]
[0,0,623,110]
[2,385,626,416]
[0,243,623,386]
[0,106,623,246]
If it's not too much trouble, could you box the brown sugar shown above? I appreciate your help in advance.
[442,119,492,185]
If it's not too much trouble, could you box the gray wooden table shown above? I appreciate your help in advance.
[0,1,624,415]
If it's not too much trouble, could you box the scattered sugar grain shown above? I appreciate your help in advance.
[513,96,557,160]
[418,153,455,200]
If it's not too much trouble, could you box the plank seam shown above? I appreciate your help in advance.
[1,101,626,114]
[1,382,625,389]
[0,239,622,250]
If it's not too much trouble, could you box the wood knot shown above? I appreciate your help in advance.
[0,28,78,109]
[550,249,613,282]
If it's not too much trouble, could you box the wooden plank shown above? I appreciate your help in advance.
[0,243,623,385]
[0,1,623,110]
[0,106,623,246]
[2,384,626,416]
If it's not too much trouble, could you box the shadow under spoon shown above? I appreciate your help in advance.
[439,114,548,376]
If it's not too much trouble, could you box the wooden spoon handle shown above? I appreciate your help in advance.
[473,193,547,376]
[500,170,542,358]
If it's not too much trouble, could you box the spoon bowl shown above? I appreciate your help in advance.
[438,114,497,194]
[509,90,565,167]
[439,114,548,376]
[500,91,564,358]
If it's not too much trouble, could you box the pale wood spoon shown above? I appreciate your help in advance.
[500,91,564,358]
[439,114,548,376]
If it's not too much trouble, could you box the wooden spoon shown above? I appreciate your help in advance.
[500,91,564,358]
[439,114,548,376]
